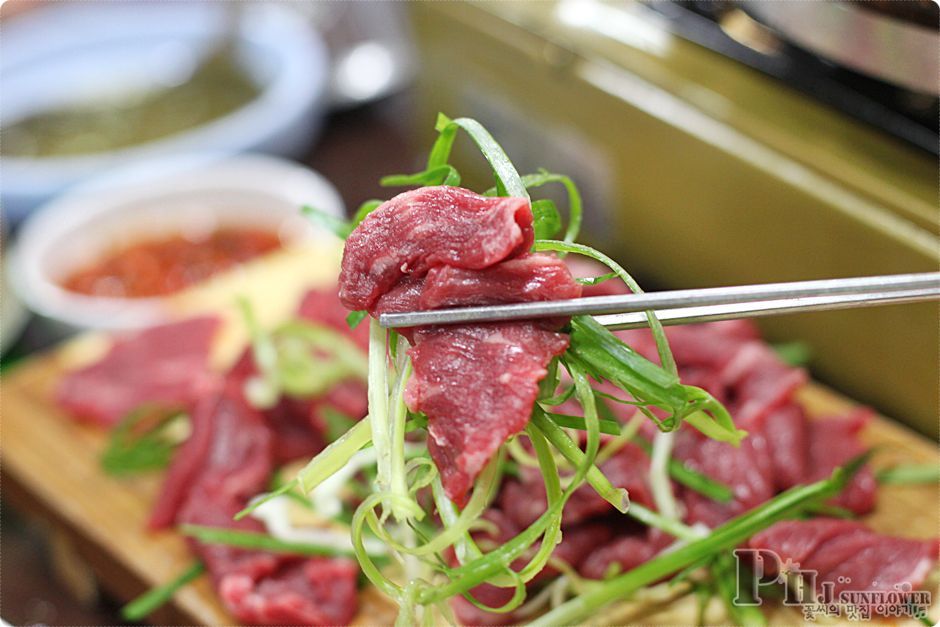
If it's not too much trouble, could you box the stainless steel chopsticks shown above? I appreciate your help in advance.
[378,272,940,329]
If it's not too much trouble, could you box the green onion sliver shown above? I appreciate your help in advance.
[121,561,205,621]
[179,524,380,559]
[876,463,940,485]
[434,114,528,199]
[528,469,849,626]
[530,408,629,513]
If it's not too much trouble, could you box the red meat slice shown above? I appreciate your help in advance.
[616,320,760,373]
[675,426,776,528]
[749,518,864,564]
[744,404,810,491]
[419,254,581,309]
[406,323,570,504]
[339,187,580,505]
[450,515,614,626]
[339,186,534,311]
[806,410,877,515]
[149,381,225,529]
[579,527,673,580]
[259,398,326,464]
[152,381,273,529]
[297,288,369,350]
[551,522,617,575]
[227,288,369,464]
[180,480,359,626]
[56,316,221,426]
[749,519,938,607]
[500,442,654,529]
[718,342,807,425]
[220,557,359,626]
[369,276,426,319]
[154,383,359,625]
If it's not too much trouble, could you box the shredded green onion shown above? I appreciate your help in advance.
[381,164,462,188]
[529,466,855,626]
[567,316,744,445]
[179,524,380,559]
[346,309,368,329]
[530,198,563,240]
[121,561,205,621]
[712,552,768,626]
[542,411,622,436]
[530,408,629,513]
[101,408,187,476]
[433,114,528,199]
[772,341,812,367]
[301,204,353,239]
[239,300,367,409]
[876,463,940,485]
[246,113,764,622]
[632,437,734,503]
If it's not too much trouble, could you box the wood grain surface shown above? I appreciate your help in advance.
[2,245,937,626]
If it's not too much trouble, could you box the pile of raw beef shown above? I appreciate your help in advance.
[58,291,368,625]
[57,186,936,625]
[447,261,937,625]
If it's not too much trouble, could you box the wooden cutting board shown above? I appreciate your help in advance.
[3,245,937,626]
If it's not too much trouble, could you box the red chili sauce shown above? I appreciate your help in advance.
[62,227,282,298]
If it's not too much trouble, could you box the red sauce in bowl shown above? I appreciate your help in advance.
[62,227,282,298]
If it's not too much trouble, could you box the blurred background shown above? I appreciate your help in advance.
[1,0,937,623]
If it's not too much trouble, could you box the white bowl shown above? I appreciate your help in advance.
[0,2,328,221]
[9,154,344,333]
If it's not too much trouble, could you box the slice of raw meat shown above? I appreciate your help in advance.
[151,381,272,529]
[154,382,360,625]
[718,342,807,425]
[749,519,938,608]
[743,403,810,491]
[219,556,359,626]
[675,426,776,528]
[339,186,534,311]
[148,380,224,529]
[806,409,877,515]
[579,527,673,580]
[227,288,369,464]
[56,316,221,426]
[297,288,369,350]
[419,254,582,309]
[406,322,570,504]
[339,187,580,505]
[500,441,654,529]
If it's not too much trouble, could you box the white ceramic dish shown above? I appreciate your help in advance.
[9,155,344,333]
[0,2,328,220]
[1,232,30,355]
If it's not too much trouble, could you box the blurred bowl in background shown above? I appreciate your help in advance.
[1,221,29,354]
[295,1,417,108]
[9,154,343,334]
[1,2,328,221]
